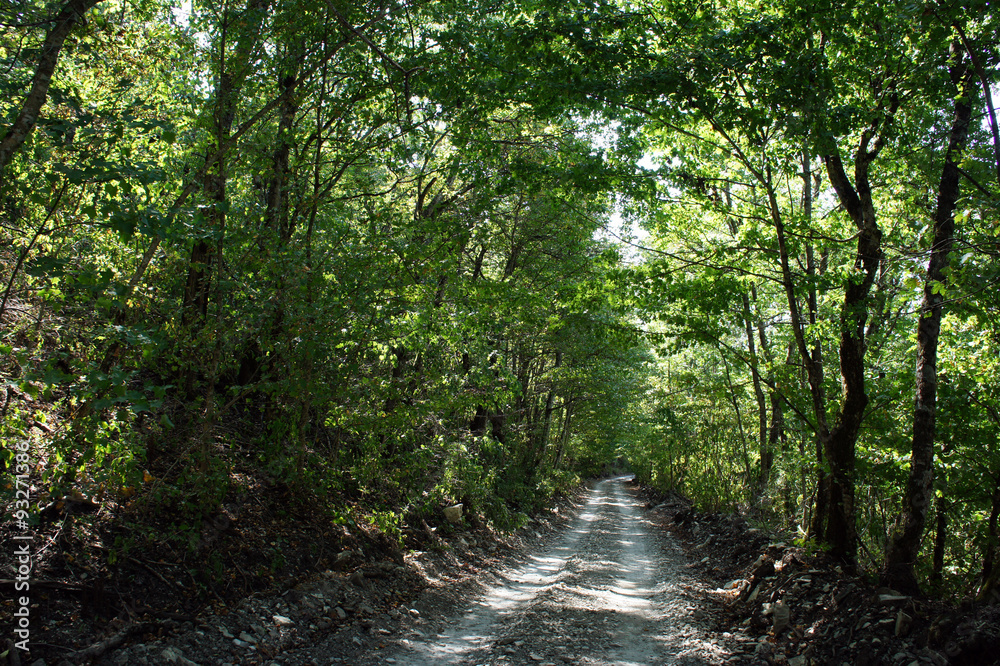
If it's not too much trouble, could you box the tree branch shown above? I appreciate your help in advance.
[0,0,103,176]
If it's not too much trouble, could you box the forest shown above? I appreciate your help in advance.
[1,0,998,627]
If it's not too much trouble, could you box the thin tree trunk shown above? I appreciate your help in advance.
[553,401,573,469]
[0,0,103,175]
[741,293,770,496]
[754,288,784,499]
[0,185,67,322]
[768,176,832,546]
[930,493,948,587]
[535,351,562,466]
[181,0,270,394]
[722,356,753,483]
[882,55,974,594]
[953,22,1000,186]
[978,473,1000,603]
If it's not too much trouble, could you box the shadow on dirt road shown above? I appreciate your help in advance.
[374,476,731,665]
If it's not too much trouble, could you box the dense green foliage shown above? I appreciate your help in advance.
[616,0,1000,597]
[1,0,649,537]
[1,0,998,601]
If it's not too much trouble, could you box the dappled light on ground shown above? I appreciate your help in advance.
[382,477,732,665]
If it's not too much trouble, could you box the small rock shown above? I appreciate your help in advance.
[879,594,910,606]
[443,504,464,523]
[834,585,855,605]
[896,611,913,637]
[352,636,363,647]
[333,550,356,570]
[161,647,199,666]
[751,558,776,583]
[771,600,790,634]
[333,607,348,620]
[273,614,294,626]
[219,626,234,639]
[232,638,251,648]
[788,656,807,666]
[239,631,257,644]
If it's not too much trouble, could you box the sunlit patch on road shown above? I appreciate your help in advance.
[382,477,733,665]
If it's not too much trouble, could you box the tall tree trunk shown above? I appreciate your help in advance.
[882,54,974,594]
[801,148,836,545]
[266,52,301,244]
[181,0,270,395]
[722,356,753,483]
[817,117,894,564]
[0,0,103,175]
[243,47,303,390]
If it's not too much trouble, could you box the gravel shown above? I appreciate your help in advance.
[358,476,734,665]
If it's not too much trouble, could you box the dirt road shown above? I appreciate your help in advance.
[87,476,992,665]
[376,476,734,665]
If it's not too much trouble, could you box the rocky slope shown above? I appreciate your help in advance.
[653,489,1000,665]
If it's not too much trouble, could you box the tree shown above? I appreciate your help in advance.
[882,46,977,594]
[605,0,997,570]
[0,0,104,174]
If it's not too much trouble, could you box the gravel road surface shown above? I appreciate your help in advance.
[380,476,733,665]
